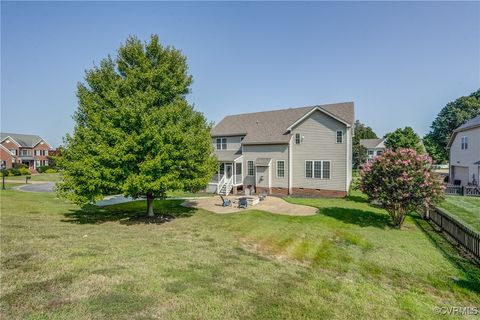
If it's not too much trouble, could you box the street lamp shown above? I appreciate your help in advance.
[1,163,6,190]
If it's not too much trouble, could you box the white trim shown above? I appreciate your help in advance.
[276,160,285,179]
[288,135,293,194]
[304,160,331,180]
[287,107,351,132]
[0,144,16,157]
[32,139,53,149]
[1,136,21,147]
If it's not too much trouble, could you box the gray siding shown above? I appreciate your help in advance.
[212,135,243,152]
[291,110,348,191]
[242,144,289,188]
[449,127,480,185]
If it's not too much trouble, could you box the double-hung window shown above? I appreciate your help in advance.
[276,160,285,178]
[305,160,331,179]
[461,136,468,150]
[295,133,301,144]
[247,161,254,176]
[336,130,343,143]
[216,138,227,150]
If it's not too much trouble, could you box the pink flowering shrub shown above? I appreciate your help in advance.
[359,148,444,228]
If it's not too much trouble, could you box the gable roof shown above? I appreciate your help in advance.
[211,102,354,145]
[446,115,480,148]
[0,144,16,157]
[0,133,51,148]
[359,138,385,149]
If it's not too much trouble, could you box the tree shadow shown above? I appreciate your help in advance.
[61,200,196,225]
[319,207,391,229]
[412,215,480,294]
[345,194,369,203]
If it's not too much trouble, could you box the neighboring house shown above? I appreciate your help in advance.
[207,102,354,197]
[0,144,16,169]
[359,138,385,161]
[447,115,480,186]
[0,133,53,171]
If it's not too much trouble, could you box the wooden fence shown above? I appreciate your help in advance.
[427,207,480,261]
[444,185,480,197]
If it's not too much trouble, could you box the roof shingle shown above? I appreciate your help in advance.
[211,102,354,144]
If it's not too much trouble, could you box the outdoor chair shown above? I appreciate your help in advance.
[220,195,231,207]
[259,191,268,201]
[238,198,248,209]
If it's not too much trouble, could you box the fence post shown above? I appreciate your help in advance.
[461,186,465,196]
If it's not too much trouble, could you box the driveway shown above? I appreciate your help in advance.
[182,196,318,216]
[16,182,55,193]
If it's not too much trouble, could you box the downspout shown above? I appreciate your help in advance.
[288,135,293,195]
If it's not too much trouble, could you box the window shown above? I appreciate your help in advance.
[305,160,331,179]
[313,161,322,179]
[216,138,227,150]
[305,161,313,178]
[336,130,343,143]
[368,150,374,156]
[276,160,285,178]
[322,161,331,179]
[219,163,225,175]
[461,136,468,150]
[20,149,30,156]
[44,160,49,166]
[295,133,301,144]
[376,150,383,156]
[9,149,16,155]
[35,160,40,167]
[235,162,242,175]
[247,161,254,176]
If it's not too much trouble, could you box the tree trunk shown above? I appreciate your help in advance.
[146,193,155,217]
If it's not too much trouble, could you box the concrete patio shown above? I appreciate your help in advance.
[182,195,318,216]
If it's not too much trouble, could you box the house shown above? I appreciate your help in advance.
[359,138,385,161]
[0,133,53,171]
[207,102,354,197]
[447,115,480,186]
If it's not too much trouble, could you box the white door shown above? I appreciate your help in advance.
[226,164,233,179]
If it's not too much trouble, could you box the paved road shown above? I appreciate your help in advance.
[16,182,55,193]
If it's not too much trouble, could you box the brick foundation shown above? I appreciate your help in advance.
[291,188,347,198]
[252,186,346,198]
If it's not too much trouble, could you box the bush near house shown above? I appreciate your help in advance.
[18,167,31,176]
[37,165,57,173]
[360,148,444,228]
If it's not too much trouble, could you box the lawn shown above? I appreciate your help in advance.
[438,196,480,232]
[1,189,479,319]
[5,172,61,182]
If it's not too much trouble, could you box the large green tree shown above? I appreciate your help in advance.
[424,89,480,163]
[57,35,217,216]
[384,127,423,152]
[352,120,377,168]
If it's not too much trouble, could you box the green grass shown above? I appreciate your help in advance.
[438,196,480,232]
[166,190,214,198]
[1,189,479,319]
[5,172,61,182]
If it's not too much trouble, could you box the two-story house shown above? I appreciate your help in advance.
[359,138,385,162]
[447,115,480,186]
[207,102,354,197]
[0,133,53,171]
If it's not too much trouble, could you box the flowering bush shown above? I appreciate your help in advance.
[359,148,444,228]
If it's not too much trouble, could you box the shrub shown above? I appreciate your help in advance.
[1,168,8,177]
[359,148,444,228]
[45,168,57,173]
[19,167,31,175]
[12,163,28,169]
[9,168,21,176]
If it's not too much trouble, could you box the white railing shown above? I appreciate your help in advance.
[225,177,233,195]
[216,175,226,194]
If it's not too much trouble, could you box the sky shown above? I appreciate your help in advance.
[1,1,479,147]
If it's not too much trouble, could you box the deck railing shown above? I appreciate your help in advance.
[444,184,480,197]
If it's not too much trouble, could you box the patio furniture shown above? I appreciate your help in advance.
[238,197,248,209]
[259,191,267,201]
[220,195,231,207]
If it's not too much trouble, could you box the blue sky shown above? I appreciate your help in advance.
[2,1,479,147]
